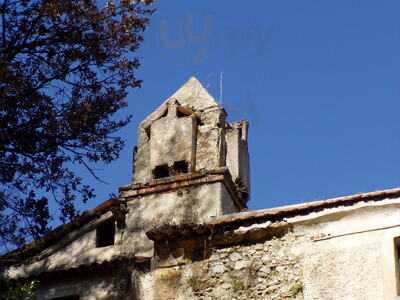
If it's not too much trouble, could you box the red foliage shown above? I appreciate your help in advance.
[0,0,153,249]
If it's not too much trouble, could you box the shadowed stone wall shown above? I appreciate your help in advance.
[139,232,304,300]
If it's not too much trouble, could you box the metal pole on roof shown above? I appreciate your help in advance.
[219,71,224,105]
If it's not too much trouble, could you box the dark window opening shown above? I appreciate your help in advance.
[96,218,115,248]
[52,296,80,300]
[192,247,205,262]
[173,160,189,174]
[153,164,170,179]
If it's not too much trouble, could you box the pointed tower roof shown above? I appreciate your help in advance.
[141,77,220,128]
[168,76,219,110]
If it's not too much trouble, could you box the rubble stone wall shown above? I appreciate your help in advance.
[139,232,304,300]
[139,200,400,300]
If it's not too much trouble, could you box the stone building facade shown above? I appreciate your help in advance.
[2,77,400,300]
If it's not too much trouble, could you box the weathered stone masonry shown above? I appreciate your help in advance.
[145,224,304,300]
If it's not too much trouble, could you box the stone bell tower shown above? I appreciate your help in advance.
[119,77,250,256]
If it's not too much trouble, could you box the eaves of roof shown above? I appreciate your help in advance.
[0,198,120,266]
[147,187,400,241]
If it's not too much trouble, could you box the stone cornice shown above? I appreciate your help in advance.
[119,168,247,211]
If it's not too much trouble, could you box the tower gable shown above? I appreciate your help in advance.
[132,77,250,203]
[119,76,251,255]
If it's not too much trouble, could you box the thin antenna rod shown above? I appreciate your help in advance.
[219,71,223,104]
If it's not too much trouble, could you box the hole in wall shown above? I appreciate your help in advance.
[173,160,189,174]
[177,109,189,118]
[191,247,205,262]
[96,218,115,248]
[176,106,192,118]
[153,164,170,179]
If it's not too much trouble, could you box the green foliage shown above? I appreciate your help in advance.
[290,282,303,296]
[269,269,279,277]
[232,279,246,292]
[0,280,38,300]
[188,276,202,292]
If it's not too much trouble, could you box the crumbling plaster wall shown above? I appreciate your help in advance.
[134,115,228,184]
[138,232,304,300]
[123,182,238,257]
[195,126,225,172]
[35,267,132,300]
[149,106,197,172]
[132,100,249,196]
[6,212,121,279]
[296,200,400,300]
[138,198,400,300]
[225,121,250,196]
[133,101,227,184]
[134,110,249,194]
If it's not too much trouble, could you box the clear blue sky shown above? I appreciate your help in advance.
[79,1,400,212]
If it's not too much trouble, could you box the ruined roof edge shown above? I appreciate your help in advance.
[140,76,221,127]
[212,186,400,225]
[147,186,400,241]
[0,198,120,265]
[5,186,400,265]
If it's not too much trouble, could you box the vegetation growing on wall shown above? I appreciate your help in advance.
[0,279,38,300]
